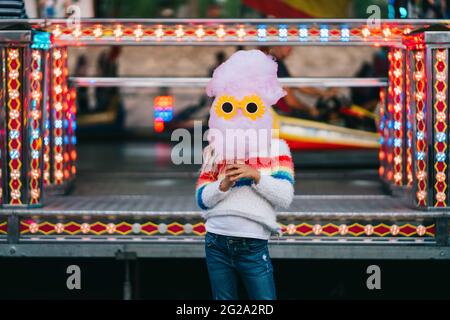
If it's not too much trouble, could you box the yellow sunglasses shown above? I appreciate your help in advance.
[214,94,266,121]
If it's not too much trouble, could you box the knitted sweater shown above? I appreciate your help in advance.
[195,139,295,235]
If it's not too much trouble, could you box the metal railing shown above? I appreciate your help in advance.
[70,77,388,88]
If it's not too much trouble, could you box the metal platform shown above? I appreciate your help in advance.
[3,194,443,218]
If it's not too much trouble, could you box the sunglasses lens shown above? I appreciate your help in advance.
[222,102,233,113]
[245,102,258,114]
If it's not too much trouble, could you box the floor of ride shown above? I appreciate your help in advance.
[29,141,420,215]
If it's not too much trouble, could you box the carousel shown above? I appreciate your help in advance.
[0,19,448,265]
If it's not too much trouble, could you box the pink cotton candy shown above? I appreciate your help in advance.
[206,50,286,161]
[206,50,285,104]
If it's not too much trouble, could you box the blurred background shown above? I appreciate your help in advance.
[20,0,450,138]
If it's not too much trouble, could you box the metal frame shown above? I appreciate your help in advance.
[70,77,388,88]
[0,18,449,47]
[1,21,450,261]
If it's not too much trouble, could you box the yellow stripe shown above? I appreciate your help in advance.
[283,0,351,18]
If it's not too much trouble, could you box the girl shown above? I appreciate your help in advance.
[196,50,295,300]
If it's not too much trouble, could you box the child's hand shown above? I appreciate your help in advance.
[219,175,235,192]
[226,164,261,184]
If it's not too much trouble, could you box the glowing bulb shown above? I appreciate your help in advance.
[414,71,423,81]
[436,112,446,122]
[53,50,61,60]
[299,26,308,40]
[114,25,123,38]
[416,190,426,201]
[55,223,64,234]
[436,91,446,102]
[339,224,348,235]
[93,26,103,38]
[8,49,19,59]
[155,26,164,38]
[106,223,116,234]
[29,222,39,233]
[286,224,296,235]
[81,223,90,234]
[52,25,61,37]
[394,50,402,60]
[341,27,350,41]
[216,26,226,39]
[362,27,370,38]
[436,50,446,61]
[72,25,81,38]
[54,68,62,77]
[236,26,246,39]
[9,70,19,79]
[195,25,205,38]
[436,72,446,81]
[312,224,322,235]
[175,25,184,38]
[279,25,288,39]
[436,172,446,182]
[134,25,143,39]
[417,225,426,236]
[390,224,399,235]
[257,25,266,38]
[364,224,374,235]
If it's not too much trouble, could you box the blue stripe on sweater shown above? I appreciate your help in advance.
[196,185,208,210]
[271,171,294,184]
[233,178,253,188]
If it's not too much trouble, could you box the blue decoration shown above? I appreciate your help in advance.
[299,25,308,41]
[257,25,266,41]
[31,31,52,50]
[319,25,328,42]
[416,152,425,160]
[341,25,350,42]
[278,24,288,41]
[436,152,446,162]
[436,132,446,142]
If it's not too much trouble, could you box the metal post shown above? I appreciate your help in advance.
[116,251,137,300]
[7,214,19,244]
[435,217,449,246]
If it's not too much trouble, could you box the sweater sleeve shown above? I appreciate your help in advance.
[195,168,229,210]
[251,139,295,209]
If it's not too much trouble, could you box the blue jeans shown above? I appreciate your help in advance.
[204,231,276,300]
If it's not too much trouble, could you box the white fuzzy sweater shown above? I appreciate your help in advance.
[196,139,295,235]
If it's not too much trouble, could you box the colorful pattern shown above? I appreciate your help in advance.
[413,50,428,206]
[29,50,43,204]
[391,48,404,186]
[196,154,295,210]
[17,219,435,238]
[7,48,23,204]
[48,21,415,46]
[385,50,395,183]
[405,51,413,186]
[281,222,435,237]
[433,49,448,207]
[51,48,65,184]
[67,87,77,178]
[43,51,51,185]
[0,221,7,234]
[378,88,388,179]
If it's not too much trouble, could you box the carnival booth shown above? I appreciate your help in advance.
[0,19,448,262]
